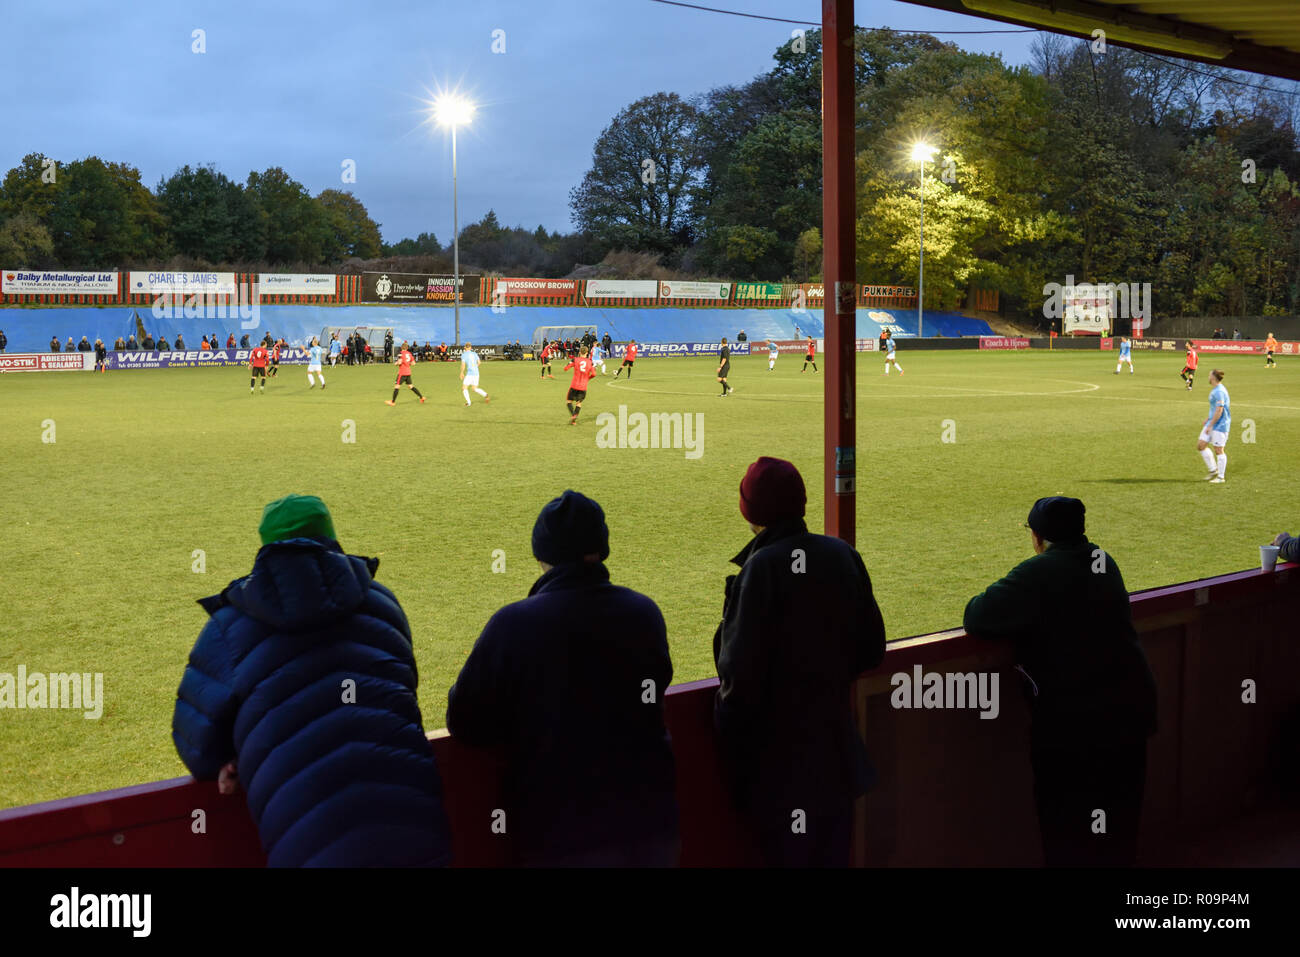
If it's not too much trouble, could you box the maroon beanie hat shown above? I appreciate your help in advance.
[739,457,806,527]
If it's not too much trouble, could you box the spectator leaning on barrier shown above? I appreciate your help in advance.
[157,336,170,351]
[172,494,452,867]
[713,457,887,867]
[736,329,747,342]
[66,337,75,352]
[447,490,679,866]
[77,335,91,352]
[142,333,155,350]
[1270,532,1300,564]
[50,336,60,352]
[240,333,250,349]
[227,334,236,348]
[126,334,137,349]
[0,329,6,353]
[963,496,1157,868]
[113,337,124,351]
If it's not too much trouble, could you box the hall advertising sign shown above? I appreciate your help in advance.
[610,341,751,357]
[106,348,309,370]
[734,282,784,300]
[495,278,579,299]
[0,352,93,372]
[1,271,118,295]
[361,272,482,304]
[129,272,237,296]
[584,279,659,298]
[258,273,335,295]
[658,281,731,301]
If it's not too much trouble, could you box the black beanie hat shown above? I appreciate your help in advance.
[1026,496,1086,542]
[532,490,610,565]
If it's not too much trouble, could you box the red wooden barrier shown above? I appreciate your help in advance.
[1,563,1294,867]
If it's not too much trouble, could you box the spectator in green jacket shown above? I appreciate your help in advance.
[964,496,1157,867]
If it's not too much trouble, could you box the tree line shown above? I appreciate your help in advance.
[571,29,1300,320]
[3,27,1297,321]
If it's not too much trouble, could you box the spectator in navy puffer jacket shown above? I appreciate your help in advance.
[172,494,451,867]
[447,490,679,866]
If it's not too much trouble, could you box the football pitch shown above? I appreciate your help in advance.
[1,349,1296,808]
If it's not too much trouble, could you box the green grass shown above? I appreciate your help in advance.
[1,349,1296,808]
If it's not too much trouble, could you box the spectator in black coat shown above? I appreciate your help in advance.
[50,336,61,352]
[142,333,156,350]
[175,334,187,350]
[0,329,7,353]
[713,458,886,866]
[157,336,170,351]
[964,496,1157,867]
[447,490,679,866]
[601,332,612,354]
[77,336,92,352]
[65,337,75,352]
[126,335,138,349]
[94,339,107,370]
[240,334,250,349]
[736,330,747,342]
[1270,531,1300,564]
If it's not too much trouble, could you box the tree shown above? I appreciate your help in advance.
[156,164,243,263]
[317,189,382,260]
[793,227,822,281]
[0,211,54,267]
[43,157,166,268]
[569,92,705,259]
[383,232,441,256]
[245,167,330,265]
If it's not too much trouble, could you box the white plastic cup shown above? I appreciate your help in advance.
[1260,545,1280,572]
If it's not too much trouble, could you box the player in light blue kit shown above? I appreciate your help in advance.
[460,343,490,407]
[328,333,342,367]
[1196,369,1230,483]
[884,336,904,376]
[306,337,326,389]
[1114,336,1133,374]
[768,340,779,371]
[590,343,607,375]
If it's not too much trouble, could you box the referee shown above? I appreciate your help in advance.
[717,337,733,397]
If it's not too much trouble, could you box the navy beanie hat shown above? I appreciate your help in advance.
[532,490,610,565]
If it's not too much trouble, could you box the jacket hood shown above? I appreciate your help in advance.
[528,561,610,597]
[216,538,380,631]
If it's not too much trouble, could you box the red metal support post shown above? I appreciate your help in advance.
[822,0,856,545]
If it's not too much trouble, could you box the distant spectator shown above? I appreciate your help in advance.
[0,329,6,353]
[66,337,76,352]
[736,330,747,342]
[240,334,250,349]
[209,332,218,349]
[126,335,138,349]
[447,490,678,866]
[713,458,886,866]
[437,342,449,361]
[1233,328,1242,340]
[198,337,207,350]
[1271,532,1300,565]
[114,336,125,351]
[364,342,373,363]
[384,330,394,362]
[601,332,612,354]
[226,334,236,348]
[963,496,1157,867]
[94,338,107,371]
[78,336,92,352]
[176,334,187,350]
[50,336,61,352]
[171,494,452,867]
[142,333,155,350]
[157,336,170,351]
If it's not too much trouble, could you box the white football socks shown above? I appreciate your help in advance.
[462,388,470,403]
[1200,448,1216,471]
[1216,452,1227,478]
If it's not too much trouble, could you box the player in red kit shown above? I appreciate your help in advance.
[385,343,426,405]
[1180,341,1199,391]
[540,342,556,379]
[268,339,283,378]
[612,339,637,379]
[249,344,269,394]
[564,346,596,425]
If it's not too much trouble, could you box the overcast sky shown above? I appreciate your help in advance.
[3,0,1042,244]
